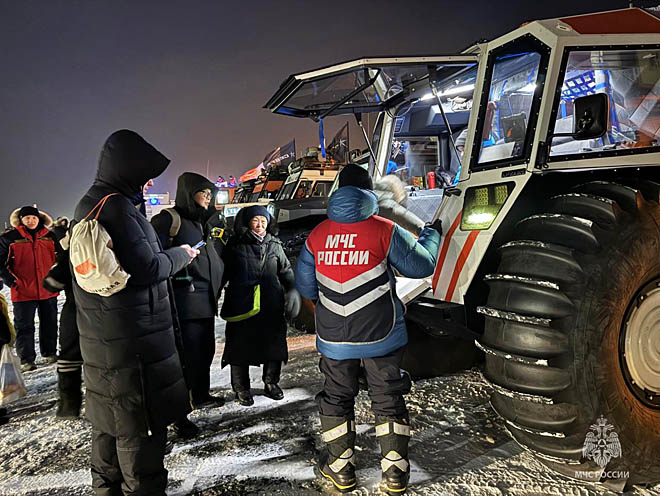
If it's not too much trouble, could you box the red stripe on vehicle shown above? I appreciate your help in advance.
[444,230,480,301]
[431,210,462,292]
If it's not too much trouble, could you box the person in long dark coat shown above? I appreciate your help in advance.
[151,172,224,436]
[220,205,300,406]
[72,129,199,495]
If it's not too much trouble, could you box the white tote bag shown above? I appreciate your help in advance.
[69,193,130,296]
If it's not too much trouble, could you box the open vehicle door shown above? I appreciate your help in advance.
[265,56,478,120]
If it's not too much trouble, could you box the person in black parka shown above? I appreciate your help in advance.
[72,130,198,496]
[151,172,224,409]
[220,205,300,406]
[42,225,84,419]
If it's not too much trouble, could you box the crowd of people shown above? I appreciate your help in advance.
[0,129,442,495]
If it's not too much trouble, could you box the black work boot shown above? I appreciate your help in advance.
[317,415,357,493]
[56,370,82,419]
[263,361,283,400]
[231,365,253,405]
[173,416,200,439]
[376,415,411,495]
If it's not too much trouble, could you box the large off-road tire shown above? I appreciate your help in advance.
[478,180,660,488]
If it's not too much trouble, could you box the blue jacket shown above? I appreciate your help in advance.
[295,186,440,360]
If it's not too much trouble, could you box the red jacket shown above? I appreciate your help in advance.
[0,211,59,302]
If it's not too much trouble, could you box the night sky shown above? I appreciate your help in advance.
[0,0,642,220]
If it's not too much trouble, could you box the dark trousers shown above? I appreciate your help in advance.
[180,318,215,402]
[13,297,58,364]
[90,428,168,496]
[58,291,83,373]
[230,361,282,392]
[316,346,411,418]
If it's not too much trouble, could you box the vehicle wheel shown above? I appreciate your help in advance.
[402,318,482,379]
[478,181,660,487]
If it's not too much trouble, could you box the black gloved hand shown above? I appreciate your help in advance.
[426,218,443,236]
[42,276,65,294]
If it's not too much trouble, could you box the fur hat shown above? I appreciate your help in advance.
[10,207,53,228]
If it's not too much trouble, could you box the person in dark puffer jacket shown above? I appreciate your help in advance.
[220,205,300,406]
[42,225,84,419]
[0,206,60,371]
[72,129,199,495]
[151,172,225,438]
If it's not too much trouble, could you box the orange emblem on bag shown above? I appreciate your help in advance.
[75,259,97,275]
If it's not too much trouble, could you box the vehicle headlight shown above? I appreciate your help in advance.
[461,182,514,231]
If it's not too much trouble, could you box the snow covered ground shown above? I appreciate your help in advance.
[1,287,659,496]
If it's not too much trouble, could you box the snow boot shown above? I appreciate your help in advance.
[376,415,411,495]
[235,390,254,406]
[317,415,357,493]
[264,383,284,400]
[173,416,200,439]
[56,370,82,418]
[192,392,225,409]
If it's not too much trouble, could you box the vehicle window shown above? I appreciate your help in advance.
[282,64,437,115]
[278,181,295,200]
[478,51,542,164]
[387,137,439,190]
[311,181,333,197]
[550,48,660,156]
[277,171,302,200]
[294,180,313,199]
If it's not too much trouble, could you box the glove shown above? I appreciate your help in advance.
[284,288,302,320]
[42,275,65,293]
[425,218,443,236]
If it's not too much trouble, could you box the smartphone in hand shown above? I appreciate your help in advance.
[192,240,206,250]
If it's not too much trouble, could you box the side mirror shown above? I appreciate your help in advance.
[573,93,609,140]
[550,93,610,141]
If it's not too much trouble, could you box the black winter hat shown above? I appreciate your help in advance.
[338,163,373,190]
[18,206,39,219]
[243,205,270,223]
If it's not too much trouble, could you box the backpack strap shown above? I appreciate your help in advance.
[164,208,181,245]
[85,193,119,221]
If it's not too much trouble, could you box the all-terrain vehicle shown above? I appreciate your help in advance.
[265,7,660,489]
[273,149,340,244]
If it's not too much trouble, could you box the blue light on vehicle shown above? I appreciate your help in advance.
[149,198,160,205]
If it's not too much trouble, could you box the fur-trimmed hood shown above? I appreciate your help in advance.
[9,208,53,228]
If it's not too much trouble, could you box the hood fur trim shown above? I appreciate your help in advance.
[10,208,54,228]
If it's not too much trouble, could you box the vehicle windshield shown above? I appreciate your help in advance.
[477,51,543,165]
[550,48,660,157]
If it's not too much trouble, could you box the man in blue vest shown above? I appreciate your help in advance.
[295,164,442,494]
